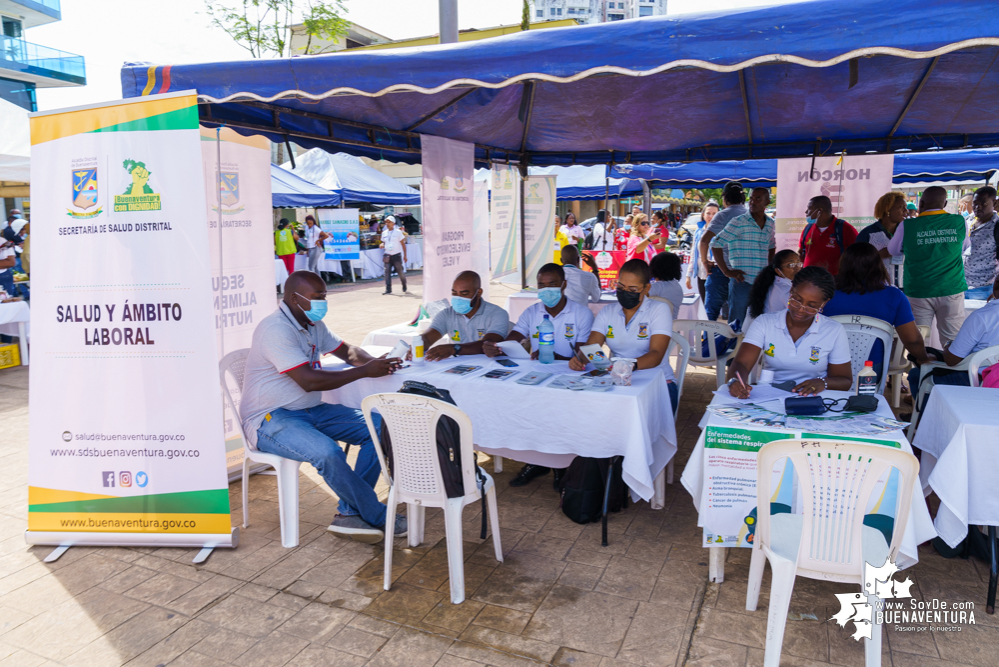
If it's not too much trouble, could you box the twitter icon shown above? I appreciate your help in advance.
[135,471,149,488]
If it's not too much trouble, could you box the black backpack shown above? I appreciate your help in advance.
[559,456,627,525]
[379,380,488,538]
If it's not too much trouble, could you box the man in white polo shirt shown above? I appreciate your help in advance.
[240,271,405,543]
[561,245,601,305]
[423,271,510,360]
[380,215,408,295]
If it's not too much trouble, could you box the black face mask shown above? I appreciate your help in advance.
[616,289,642,310]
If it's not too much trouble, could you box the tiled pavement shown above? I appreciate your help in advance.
[2,279,997,666]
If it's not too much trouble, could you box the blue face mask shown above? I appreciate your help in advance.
[805,216,818,225]
[296,293,327,322]
[451,295,473,315]
[538,287,563,308]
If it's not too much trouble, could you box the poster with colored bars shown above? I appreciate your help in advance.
[490,163,520,281]
[202,126,278,477]
[26,91,235,548]
[522,175,557,289]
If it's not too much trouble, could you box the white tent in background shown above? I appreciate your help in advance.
[0,98,30,184]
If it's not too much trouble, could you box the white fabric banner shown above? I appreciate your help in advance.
[26,92,233,544]
[421,135,474,303]
[490,163,521,281]
[775,155,894,251]
[202,126,277,476]
[522,175,557,288]
[472,180,490,300]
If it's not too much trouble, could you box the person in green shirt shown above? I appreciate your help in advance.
[887,186,969,345]
[275,218,300,280]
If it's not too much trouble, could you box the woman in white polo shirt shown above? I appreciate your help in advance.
[569,258,678,413]
[726,266,852,398]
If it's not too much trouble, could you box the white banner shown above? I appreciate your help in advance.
[421,135,474,303]
[523,175,557,288]
[202,126,277,476]
[775,155,894,251]
[26,92,233,544]
[472,180,490,300]
[318,208,361,261]
[490,163,520,281]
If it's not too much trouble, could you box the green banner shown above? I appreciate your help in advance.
[704,426,794,453]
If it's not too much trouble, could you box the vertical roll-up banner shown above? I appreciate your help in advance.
[472,179,491,300]
[318,208,361,261]
[202,126,277,478]
[490,163,520,281]
[774,155,894,251]
[26,91,236,550]
[421,135,474,303]
[522,175,557,289]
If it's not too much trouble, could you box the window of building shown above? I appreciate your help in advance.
[0,78,36,112]
[537,9,543,17]
[2,17,23,38]
[550,8,556,15]
[609,13,625,20]
[557,7,562,14]
[640,6,653,15]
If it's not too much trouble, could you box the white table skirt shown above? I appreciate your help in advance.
[350,243,425,280]
[361,320,433,348]
[913,385,999,548]
[322,354,677,501]
[681,391,936,572]
[0,300,30,365]
[275,258,289,287]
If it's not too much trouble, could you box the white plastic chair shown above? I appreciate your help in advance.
[746,439,919,667]
[361,393,503,605]
[648,295,675,317]
[906,344,999,439]
[885,325,930,408]
[829,315,893,394]
[672,319,739,389]
[219,349,303,548]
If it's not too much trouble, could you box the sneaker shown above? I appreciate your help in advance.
[402,285,408,293]
[328,515,384,543]
[382,290,392,295]
[509,464,550,488]
[392,514,408,537]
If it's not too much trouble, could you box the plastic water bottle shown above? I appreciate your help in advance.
[857,360,877,395]
[412,335,424,365]
[538,315,555,364]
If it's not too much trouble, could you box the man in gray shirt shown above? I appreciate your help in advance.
[423,271,510,361]
[697,182,748,323]
[240,271,404,543]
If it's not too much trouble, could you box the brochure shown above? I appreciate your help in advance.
[443,365,481,376]
[516,371,553,386]
[481,369,518,381]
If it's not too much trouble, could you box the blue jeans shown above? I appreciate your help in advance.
[256,403,387,527]
[965,285,993,300]
[704,266,730,322]
[0,269,13,298]
[668,381,679,417]
[728,279,753,332]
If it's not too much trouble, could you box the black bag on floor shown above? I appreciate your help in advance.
[932,526,992,562]
[379,380,487,537]
[559,456,627,525]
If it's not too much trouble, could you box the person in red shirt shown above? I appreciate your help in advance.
[798,195,858,275]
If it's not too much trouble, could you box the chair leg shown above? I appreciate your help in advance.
[746,544,766,611]
[384,486,397,592]
[241,455,250,529]
[443,498,466,604]
[486,484,503,563]
[987,525,997,614]
[715,362,726,390]
[891,375,902,408]
[865,589,883,667]
[407,503,425,548]
[763,556,797,667]
[601,456,619,547]
[276,460,300,548]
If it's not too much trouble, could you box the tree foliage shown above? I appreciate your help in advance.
[521,0,531,31]
[204,0,350,58]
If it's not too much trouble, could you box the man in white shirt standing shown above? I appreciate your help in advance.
[560,245,601,305]
[380,215,408,295]
[303,214,329,278]
[591,209,616,251]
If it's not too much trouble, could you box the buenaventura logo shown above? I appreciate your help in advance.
[212,169,245,215]
[114,159,161,212]
[832,557,975,640]
[68,159,102,219]
[525,182,543,203]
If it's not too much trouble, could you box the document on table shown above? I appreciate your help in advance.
[712,384,793,405]
[497,341,531,359]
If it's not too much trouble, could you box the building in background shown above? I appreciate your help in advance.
[287,23,391,56]
[530,0,667,24]
[0,0,86,112]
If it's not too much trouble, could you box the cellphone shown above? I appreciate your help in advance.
[495,358,519,367]
[583,368,609,377]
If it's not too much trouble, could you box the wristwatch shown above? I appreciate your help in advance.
[452,344,462,357]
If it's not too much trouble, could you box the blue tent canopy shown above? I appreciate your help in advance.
[530,165,642,200]
[281,149,420,205]
[121,0,999,167]
[270,163,341,208]
[608,149,999,188]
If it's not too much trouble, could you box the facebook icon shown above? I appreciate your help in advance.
[102,471,115,488]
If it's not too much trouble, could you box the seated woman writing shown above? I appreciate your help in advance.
[569,258,678,412]
[726,266,853,398]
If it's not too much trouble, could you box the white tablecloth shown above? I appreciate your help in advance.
[913,385,999,548]
[361,320,433,348]
[928,299,985,349]
[322,354,678,501]
[0,300,30,365]
[681,391,936,571]
[350,243,425,280]
[275,259,289,287]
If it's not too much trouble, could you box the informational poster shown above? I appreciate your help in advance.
[26,91,234,547]
[588,250,627,289]
[421,134,474,303]
[318,208,361,261]
[202,126,277,477]
[522,175,557,288]
[472,179,491,300]
[490,163,520,281]
[775,155,894,251]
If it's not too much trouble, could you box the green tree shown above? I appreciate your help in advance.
[204,0,350,58]
[521,0,531,31]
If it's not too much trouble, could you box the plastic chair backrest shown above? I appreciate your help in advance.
[917,325,931,344]
[829,315,893,393]
[648,295,674,315]
[667,332,690,398]
[361,393,477,505]
[966,344,999,388]
[673,319,737,364]
[219,349,251,448]
[756,439,918,580]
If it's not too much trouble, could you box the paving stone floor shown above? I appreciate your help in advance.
[0,276,996,666]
